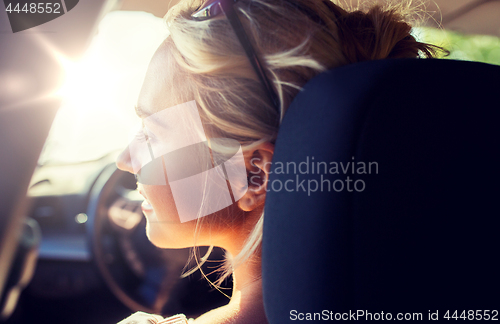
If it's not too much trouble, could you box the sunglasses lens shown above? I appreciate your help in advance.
[192,0,223,20]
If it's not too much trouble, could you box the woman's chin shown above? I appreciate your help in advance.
[144,217,195,249]
[145,220,168,248]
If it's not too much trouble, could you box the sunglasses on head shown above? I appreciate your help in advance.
[191,0,280,115]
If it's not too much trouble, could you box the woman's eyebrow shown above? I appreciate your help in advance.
[134,105,148,118]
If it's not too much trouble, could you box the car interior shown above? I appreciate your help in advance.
[1,0,499,323]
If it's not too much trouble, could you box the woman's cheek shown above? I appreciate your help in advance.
[144,184,181,224]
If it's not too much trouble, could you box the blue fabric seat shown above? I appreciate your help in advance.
[263,58,500,322]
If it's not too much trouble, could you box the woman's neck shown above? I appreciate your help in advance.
[194,258,268,324]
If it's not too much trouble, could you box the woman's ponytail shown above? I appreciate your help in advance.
[332,5,443,63]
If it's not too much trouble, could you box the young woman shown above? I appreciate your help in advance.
[116,0,440,322]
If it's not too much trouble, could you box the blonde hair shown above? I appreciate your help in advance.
[161,0,443,286]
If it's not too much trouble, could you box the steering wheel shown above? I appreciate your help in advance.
[86,163,230,316]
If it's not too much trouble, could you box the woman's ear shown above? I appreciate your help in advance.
[238,142,274,212]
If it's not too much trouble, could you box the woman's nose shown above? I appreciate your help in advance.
[116,146,135,174]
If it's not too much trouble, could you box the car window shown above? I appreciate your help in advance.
[39,11,167,165]
[414,27,500,65]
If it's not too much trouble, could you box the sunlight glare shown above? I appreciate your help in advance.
[40,11,168,164]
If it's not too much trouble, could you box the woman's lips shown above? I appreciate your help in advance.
[139,189,154,212]
[141,199,153,212]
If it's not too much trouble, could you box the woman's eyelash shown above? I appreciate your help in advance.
[135,129,150,143]
[144,131,157,144]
